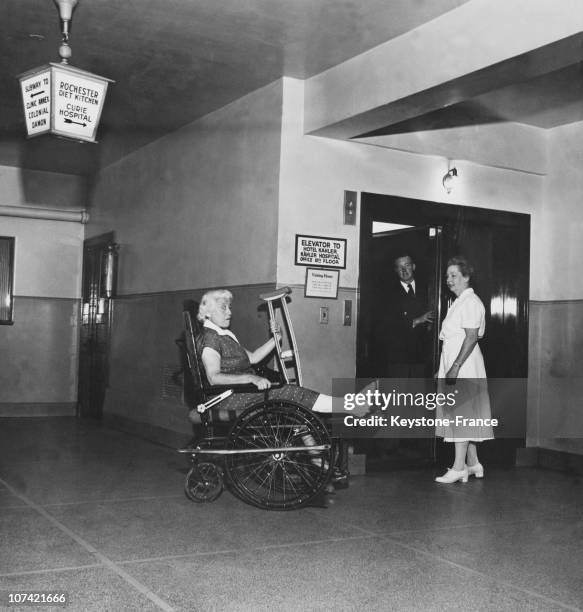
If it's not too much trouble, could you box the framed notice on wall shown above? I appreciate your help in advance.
[304,268,340,299]
[295,234,346,269]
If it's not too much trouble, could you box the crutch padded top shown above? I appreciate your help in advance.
[259,286,292,301]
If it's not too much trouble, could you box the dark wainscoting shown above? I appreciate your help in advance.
[102,282,277,439]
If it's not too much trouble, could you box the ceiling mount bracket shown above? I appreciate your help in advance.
[53,0,79,64]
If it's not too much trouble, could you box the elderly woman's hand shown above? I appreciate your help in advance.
[269,320,282,343]
[249,374,272,390]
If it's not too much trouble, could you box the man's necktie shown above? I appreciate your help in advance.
[407,284,414,296]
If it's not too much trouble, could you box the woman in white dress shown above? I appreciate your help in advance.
[435,256,493,484]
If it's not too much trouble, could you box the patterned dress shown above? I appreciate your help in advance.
[193,326,318,419]
[435,288,494,442]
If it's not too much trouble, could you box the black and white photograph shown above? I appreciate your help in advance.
[1,1,582,610]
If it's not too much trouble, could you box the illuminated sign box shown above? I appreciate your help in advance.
[18,63,114,143]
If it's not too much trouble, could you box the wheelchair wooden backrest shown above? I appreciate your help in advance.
[182,310,212,401]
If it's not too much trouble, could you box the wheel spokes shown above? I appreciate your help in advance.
[226,403,331,508]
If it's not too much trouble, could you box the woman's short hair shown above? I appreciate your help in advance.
[447,255,474,281]
[197,289,233,322]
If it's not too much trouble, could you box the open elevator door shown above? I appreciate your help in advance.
[357,223,443,468]
[358,192,529,468]
[357,223,443,378]
[78,233,119,419]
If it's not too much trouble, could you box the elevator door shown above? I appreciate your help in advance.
[78,233,119,419]
[359,193,530,467]
[357,223,443,468]
[357,224,443,378]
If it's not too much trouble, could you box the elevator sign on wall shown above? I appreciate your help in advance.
[294,234,347,269]
[18,63,113,143]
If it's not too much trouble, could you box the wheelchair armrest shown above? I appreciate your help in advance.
[203,381,284,395]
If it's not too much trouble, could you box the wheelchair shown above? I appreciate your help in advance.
[177,288,348,511]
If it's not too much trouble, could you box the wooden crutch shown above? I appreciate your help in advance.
[259,286,303,386]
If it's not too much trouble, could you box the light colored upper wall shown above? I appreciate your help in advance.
[0,165,83,406]
[278,77,544,390]
[540,121,583,300]
[528,126,583,452]
[0,216,83,299]
[87,81,284,295]
[0,165,85,211]
[279,78,544,295]
[0,164,85,299]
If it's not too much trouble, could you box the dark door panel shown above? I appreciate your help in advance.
[358,225,442,378]
[78,233,119,419]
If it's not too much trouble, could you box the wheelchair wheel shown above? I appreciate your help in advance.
[225,400,332,510]
[184,462,224,503]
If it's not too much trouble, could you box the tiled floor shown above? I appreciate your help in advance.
[0,418,581,611]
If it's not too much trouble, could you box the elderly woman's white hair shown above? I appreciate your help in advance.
[197,289,233,322]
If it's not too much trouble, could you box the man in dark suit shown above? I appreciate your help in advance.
[385,254,434,378]
[364,252,435,463]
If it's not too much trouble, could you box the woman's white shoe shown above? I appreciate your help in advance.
[435,467,469,483]
[466,462,484,478]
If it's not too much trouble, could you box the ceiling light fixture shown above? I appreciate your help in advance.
[442,166,458,194]
[17,0,114,143]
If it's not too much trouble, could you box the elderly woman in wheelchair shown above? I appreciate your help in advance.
[180,288,372,510]
[191,288,342,423]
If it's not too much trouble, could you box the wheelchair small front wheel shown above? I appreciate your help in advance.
[184,462,224,503]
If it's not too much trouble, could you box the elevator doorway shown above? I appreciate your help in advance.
[78,232,119,419]
[358,223,444,468]
[357,194,530,469]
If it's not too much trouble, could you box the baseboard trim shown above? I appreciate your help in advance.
[0,403,76,417]
[516,446,583,475]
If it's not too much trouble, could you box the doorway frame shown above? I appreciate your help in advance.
[358,193,530,378]
[357,193,531,465]
[77,231,118,419]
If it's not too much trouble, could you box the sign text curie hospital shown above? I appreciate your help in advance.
[56,80,100,125]
[52,69,107,138]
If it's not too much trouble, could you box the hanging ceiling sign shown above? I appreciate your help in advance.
[18,63,114,143]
